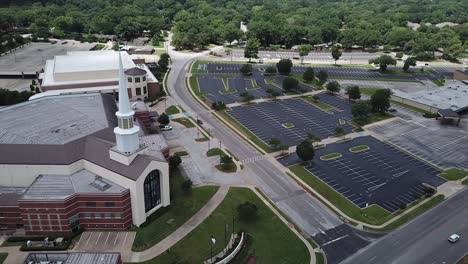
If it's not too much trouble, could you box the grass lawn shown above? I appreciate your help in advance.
[302,96,335,112]
[215,163,237,173]
[439,168,468,181]
[174,151,189,157]
[349,145,369,152]
[360,87,382,96]
[320,152,342,160]
[165,105,180,115]
[207,148,227,157]
[0,253,7,264]
[172,118,195,128]
[315,252,325,264]
[135,188,310,264]
[220,110,273,153]
[195,135,209,142]
[349,112,393,127]
[221,88,237,94]
[289,165,393,225]
[191,60,210,73]
[333,77,421,83]
[132,168,219,252]
[368,195,445,232]
[463,178,468,185]
[433,79,445,86]
[189,76,201,96]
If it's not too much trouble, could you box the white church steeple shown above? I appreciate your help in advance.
[113,51,140,154]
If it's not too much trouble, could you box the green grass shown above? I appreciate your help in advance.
[207,148,227,157]
[172,118,195,128]
[302,96,335,112]
[132,168,219,252]
[282,122,295,128]
[433,79,445,86]
[333,77,421,83]
[320,152,342,160]
[462,178,468,185]
[439,168,468,181]
[315,252,325,264]
[189,76,201,96]
[360,87,382,96]
[135,188,310,264]
[191,60,210,73]
[220,88,237,94]
[195,134,209,142]
[391,100,431,114]
[289,164,393,225]
[220,110,273,153]
[165,105,180,115]
[350,145,369,152]
[0,253,7,264]
[174,151,189,157]
[215,163,238,173]
[349,112,393,127]
[369,195,445,232]
[1,240,23,247]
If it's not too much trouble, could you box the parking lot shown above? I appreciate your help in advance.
[224,50,383,62]
[73,231,135,252]
[369,119,468,170]
[0,41,94,73]
[227,95,354,146]
[279,136,445,212]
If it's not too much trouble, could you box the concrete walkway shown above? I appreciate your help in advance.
[125,185,229,262]
[0,236,27,264]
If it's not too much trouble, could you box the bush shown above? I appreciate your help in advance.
[240,64,252,75]
[211,101,226,111]
[302,67,315,82]
[169,154,182,169]
[395,52,404,59]
[399,203,407,210]
[264,65,277,76]
[424,187,436,197]
[158,113,170,125]
[181,179,193,193]
[237,202,258,223]
[423,112,439,118]
[282,77,299,92]
[276,59,293,75]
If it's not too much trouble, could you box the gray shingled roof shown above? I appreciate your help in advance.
[0,93,165,181]
[124,67,147,76]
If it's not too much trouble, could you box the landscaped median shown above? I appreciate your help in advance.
[207,148,237,173]
[132,168,219,252]
[349,145,369,153]
[135,187,310,264]
[438,168,468,181]
[0,253,7,264]
[288,164,445,230]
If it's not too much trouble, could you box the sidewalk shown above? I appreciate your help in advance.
[125,185,229,262]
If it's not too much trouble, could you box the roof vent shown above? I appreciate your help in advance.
[90,176,111,191]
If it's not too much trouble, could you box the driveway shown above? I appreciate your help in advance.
[72,231,135,255]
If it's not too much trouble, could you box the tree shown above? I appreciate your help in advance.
[265,65,277,76]
[326,81,340,94]
[223,23,242,46]
[276,59,293,75]
[317,70,328,85]
[220,155,234,170]
[370,89,392,113]
[169,154,182,169]
[266,88,281,98]
[403,57,417,72]
[240,92,255,103]
[369,55,397,72]
[237,202,258,223]
[240,64,252,75]
[346,85,361,100]
[296,140,315,161]
[244,38,260,62]
[303,67,315,82]
[298,44,311,64]
[181,179,193,193]
[211,101,226,111]
[335,127,345,136]
[158,53,170,69]
[269,138,281,150]
[351,101,371,121]
[282,77,299,92]
[331,45,342,65]
[158,113,170,125]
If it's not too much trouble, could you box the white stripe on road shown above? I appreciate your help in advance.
[322,235,349,246]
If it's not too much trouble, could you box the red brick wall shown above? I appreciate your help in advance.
[0,206,22,229]
[147,82,160,98]
[18,191,132,236]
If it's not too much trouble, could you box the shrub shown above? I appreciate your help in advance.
[264,65,277,76]
[240,64,252,75]
[423,112,439,118]
[169,154,182,169]
[181,179,193,193]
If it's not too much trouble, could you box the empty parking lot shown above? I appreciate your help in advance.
[73,231,135,252]
[279,136,445,212]
[227,95,354,146]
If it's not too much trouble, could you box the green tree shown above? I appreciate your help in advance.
[240,64,252,75]
[298,44,311,64]
[335,127,345,136]
[276,59,293,75]
[244,38,260,62]
[240,92,255,103]
[331,45,342,65]
[403,57,417,72]
[303,67,315,82]
[369,55,397,72]
[317,70,328,85]
[296,140,315,161]
[282,77,299,92]
[169,154,182,169]
[346,85,361,100]
[158,53,170,69]
[326,81,340,94]
[370,89,392,113]
[269,138,281,150]
[351,100,371,122]
[158,113,170,125]
[265,65,277,76]
[223,23,243,46]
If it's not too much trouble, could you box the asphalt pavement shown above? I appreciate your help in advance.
[342,188,468,264]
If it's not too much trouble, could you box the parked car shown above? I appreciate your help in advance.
[160,125,173,131]
[197,119,203,125]
[448,234,460,243]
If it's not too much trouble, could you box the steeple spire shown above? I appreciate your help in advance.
[113,50,140,155]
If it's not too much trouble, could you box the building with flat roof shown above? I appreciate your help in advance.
[37,50,160,101]
[24,252,121,264]
[0,53,170,235]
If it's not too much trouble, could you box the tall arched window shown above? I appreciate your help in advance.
[144,170,161,212]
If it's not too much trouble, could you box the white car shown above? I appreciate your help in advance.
[448,234,460,243]
[160,125,173,131]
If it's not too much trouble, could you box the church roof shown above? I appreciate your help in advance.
[0,93,165,181]
[124,67,147,76]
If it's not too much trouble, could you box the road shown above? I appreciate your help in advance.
[342,188,468,264]
[165,40,342,237]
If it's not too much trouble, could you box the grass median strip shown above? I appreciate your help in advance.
[136,187,310,264]
[0,253,7,264]
[165,105,180,115]
[439,168,468,181]
[349,145,369,153]
[302,96,335,112]
[172,117,195,128]
[320,152,342,160]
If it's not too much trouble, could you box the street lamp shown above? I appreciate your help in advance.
[210,236,216,262]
